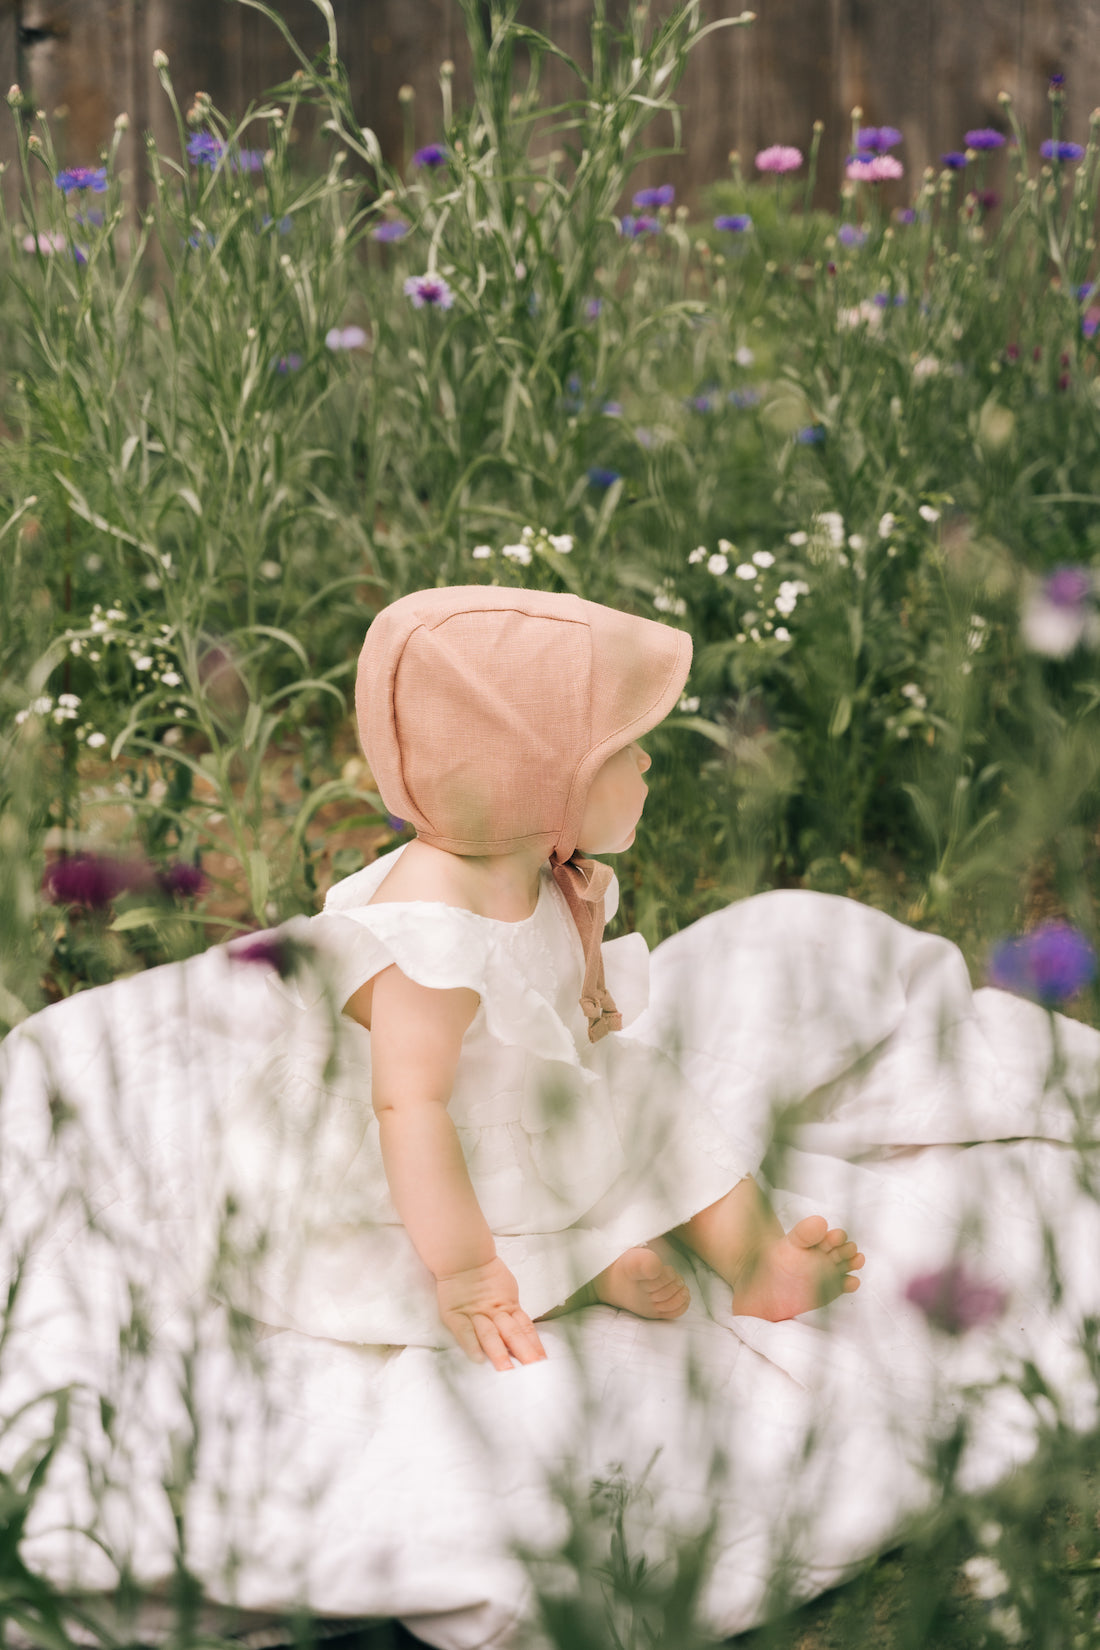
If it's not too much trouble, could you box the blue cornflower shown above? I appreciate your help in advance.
[371,220,409,242]
[602,400,623,416]
[837,223,867,247]
[585,297,603,320]
[688,392,716,413]
[74,209,105,228]
[714,213,752,232]
[56,166,107,194]
[940,151,968,170]
[587,467,621,488]
[1077,283,1094,301]
[857,126,903,153]
[404,272,455,309]
[1040,139,1085,162]
[1050,73,1066,89]
[988,920,1097,1005]
[619,214,660,238]
[728,388,760,409]
[964,128,1006,149]
[894,208,917,224]
[872,292,906,307]
[187,133,226,167]
[412,144,447,168]
[234,148,265,174]
[187,231,217,250]
[259,214,294,235]
[632,184,674,208]
[796,425,825,444]
[273,354,303,373]
[848,149,877,164]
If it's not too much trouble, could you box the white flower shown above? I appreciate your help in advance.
[734,345,755,367]
[1020,593,1094,658]
[688,546,708,564]
[85,554,103,572]
[258,560,281,580]
[708,553,730,576]
[878,512,895,538]
[88,650,102,661]
[142,574,161,590]
[14,710,29,726]
[717,538,734,554]
[90,618,108,634]
[734,562,756,580]
[105,608,126,621]
[57,693,81,708]
[160,670,182,687]
[471,545,493,559]
[962,1555,1010,1602]
[501,542,532,564]
[847,534,864,551]
[787,531,808,547]
[133,655,153,671]
[918,504,940,523]
[817,510,845,547]
[752,550,775,568]
[775,579,809,616]
[912,356,941,379]
[69,639,83,655]
[774,626,790,641]
[86,731,107,748]
[653,589,687,615]
[548,533,574,554]
[900,683,927,709]
[895,725,910,739]
[32,696,53,715]
[678,694,700,712]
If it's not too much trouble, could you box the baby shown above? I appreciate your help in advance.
[342,586,863,1370]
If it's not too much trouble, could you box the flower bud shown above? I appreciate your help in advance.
[440,60,455,79]
[7,85,21,106]
[27,134,42,151]
[398,84,415,104]
[152,49,168,69]
[114,112,130,132]
[851,105,863,121]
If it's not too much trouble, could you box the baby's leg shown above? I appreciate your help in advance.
[538,1247,690,1323]
[671,1178,864,1322]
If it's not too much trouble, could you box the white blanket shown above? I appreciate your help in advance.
[2,889,1099,1647]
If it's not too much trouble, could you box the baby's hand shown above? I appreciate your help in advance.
[436,1257,548,1371]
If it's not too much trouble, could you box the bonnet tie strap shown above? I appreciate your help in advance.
[550,852,623,1044]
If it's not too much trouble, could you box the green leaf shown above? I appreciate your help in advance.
[828,695,852,738]
[248,849,270,914]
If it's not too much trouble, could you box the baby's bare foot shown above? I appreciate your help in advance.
[593,1246,691,1320]
[730,1215,864,1322]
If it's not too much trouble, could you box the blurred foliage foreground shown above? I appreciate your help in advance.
[5,0,1100,1645]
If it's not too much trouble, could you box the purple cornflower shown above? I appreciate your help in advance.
[412,144,447,168]
[157,861,209,899]
[584,297,603,320]
[404,272,455,310]
[904,1263,1007,1335]
[1077,283,1095,301]
[230,931,312,980]
[602,400,623,416]
[796,425,825,444]
[1040,139,1085,162]
[187,231,217,250]
[894,208,917,224]
[837,223,867,247]
[619,214,660,238]
[714,213,753,232]
[1044,566,1093,607]
[43,853,153,909]
[233,148,265,174]
[371,220,409,242]
[55,166,107,194]
[940,151,968,170]
[856,126,903,153]
[1050,73,1066,89]
[964,128,1006,150]
[1083,307,1100,340]
[872,292,906,307]
[728,388,760,409]
[988,919,1097,1004]
[259,214,294,235]
[633,183,674,208]
[187,133,226,167]
[755,145,803,174]
[587,467,621,488]
[273,353,302,373]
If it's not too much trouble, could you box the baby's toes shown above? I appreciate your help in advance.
[842,1274,862,1293]
[821,1227,849,1252]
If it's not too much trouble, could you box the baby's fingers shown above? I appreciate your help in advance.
[472,1312,516,1373]
[499,1309,547,1365]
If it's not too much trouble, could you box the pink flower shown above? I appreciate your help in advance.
[755,145,803,175]
[21,231,67,254]
[904,1263,1007,1335]
[846,155,904,183]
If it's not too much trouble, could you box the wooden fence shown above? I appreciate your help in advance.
[2,0,1099,219]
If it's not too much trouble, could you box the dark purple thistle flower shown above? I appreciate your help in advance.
[187,133,226,168]
[584,297,603,320]
[56,166,108,194]
[1040,139,1085,162]
[964,128,1006,150]
[714,213,753,233]
[797,424,826,444]
[273,354,303,373]
[587,466,621,488]
[894,207,917,224]
[230,931,312,980]
[632,183,674,209]
[988,919,1097,1005]
[1043,565,1092,607]
[43,853,154,910]
[412,144,447,168]
[371,219,409,242]
[837,223,867,247]
[157,861,209,899]
[940,151,968,170]
[857,125,903,153]
[976,190,1000,211]
[904,1263,1008,1335]
[620,214,660,238]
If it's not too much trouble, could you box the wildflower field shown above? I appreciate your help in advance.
[6,0,1100,1644]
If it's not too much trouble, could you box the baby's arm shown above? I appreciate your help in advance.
[362,963,547,1370]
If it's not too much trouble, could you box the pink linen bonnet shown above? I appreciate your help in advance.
[355,585,692,1042]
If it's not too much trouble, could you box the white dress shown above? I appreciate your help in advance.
[3,876,1100,1648]
[213,843,747,1346]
